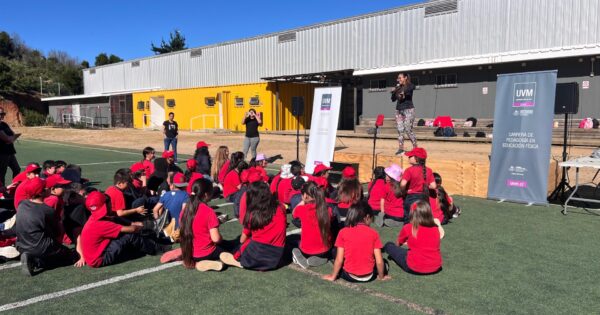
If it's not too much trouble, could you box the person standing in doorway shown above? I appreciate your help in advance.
[391,73,417,155]
[0,107,21,185]
[242,109,262,159]
[163,112,179,163]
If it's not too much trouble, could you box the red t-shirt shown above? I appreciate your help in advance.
[192,203,220,258]
[384,182,404,218]
[433,116,453,128]
[242,205,287,247]
[293,203,333,255]
[397,224,442,273]
[428,194,445,223]
[367,179,386,211]
[187,172,205,194]
[12,172,27,184]
[105,186,126,213]
[142,160,154,178]
[238,191,248,224]
[223,170,241,198]
[254,166,269,182]
[13,179,30,210]
[402,165,435,195]
[80,218,123,267]
[217,160,230,184]
[276,178,293,204]
[335,223,383,276]
[44,195,65,242]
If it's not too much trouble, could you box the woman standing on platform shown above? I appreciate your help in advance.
[391,73,417,155]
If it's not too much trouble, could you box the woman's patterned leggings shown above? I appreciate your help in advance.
[395,108,417,149]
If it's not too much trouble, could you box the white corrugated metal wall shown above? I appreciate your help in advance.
[83,0,600,94]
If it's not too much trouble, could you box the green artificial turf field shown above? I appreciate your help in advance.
[1,139,600,314]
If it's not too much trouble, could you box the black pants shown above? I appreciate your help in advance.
[384,242,441,276]
[339,260,388,283]
[403,194,425,223]
[0,154,20,186]
[101,233,161,267]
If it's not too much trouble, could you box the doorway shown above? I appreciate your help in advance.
[149,96,165,128]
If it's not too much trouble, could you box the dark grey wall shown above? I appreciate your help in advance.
[361,56,600,120]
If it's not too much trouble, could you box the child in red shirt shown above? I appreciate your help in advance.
[13,163,41,210]
[433,172,461,224]
[79,191,170,268]
[179,178,225,272]
[367,167,386,212]
[141,147,155,178]
[43,175,72,244]
[375,164,405,227]
[105,170,145,218]
[220,181,287,271]
[291,181,333,268]
[384,200,444,275]
[334,173,362,225]
[213,146,230,184]
[323,201,390,283]
[401,148,436,223]
[222,154,247,201]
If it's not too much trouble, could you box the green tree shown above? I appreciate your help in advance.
[0,58,14,91]
[108,54,123,64]
[94,53,109,66]
[81,60,90,68]
[151,30,187,55]
[0,32,15,58]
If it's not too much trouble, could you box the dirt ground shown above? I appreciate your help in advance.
[15,126,600,181]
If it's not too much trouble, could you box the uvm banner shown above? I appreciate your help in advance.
[305,87,342,174]
[488,70,557,205]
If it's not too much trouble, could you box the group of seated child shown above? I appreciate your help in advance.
[0,141,460,283]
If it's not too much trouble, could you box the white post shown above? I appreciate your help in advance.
[218,98,224,129]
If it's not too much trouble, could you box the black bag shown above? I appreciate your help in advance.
[443,127,457,137]
[466,117,478,127]
[463,132,471,137]
[593,118,599,129]
[417,119,426,126]
[475,131,486,138]
[486,123,494,128]
[434,127,444,137]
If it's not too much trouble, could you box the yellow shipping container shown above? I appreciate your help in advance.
[132,82,318,131]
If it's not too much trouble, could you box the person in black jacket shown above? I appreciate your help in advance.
[194,141,212,176]
[391,73,418,155]
[0,107,21,185]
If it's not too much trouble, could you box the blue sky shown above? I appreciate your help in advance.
[0,0,419,64]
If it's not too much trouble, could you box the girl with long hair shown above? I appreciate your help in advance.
[179,178,224,272]
[322,201,390,283]
[193,141,212,176]
[222,152,246,201]
[391,72,417,155]
[367,166,386,212]
[375,164,404,227]
[334,174,363,223]
[433,172,460,224]
[213,146,230,184]
[400,147,436,223]
[219,181,287,271]
[291,181,333,268]
[384,200,444,275]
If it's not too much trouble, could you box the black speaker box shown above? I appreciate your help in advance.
[292,97,304,117]
[555,82,579,114]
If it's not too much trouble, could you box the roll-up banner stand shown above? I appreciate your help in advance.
[305,87,343,174]
[488,70,557,205]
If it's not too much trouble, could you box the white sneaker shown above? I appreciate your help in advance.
[292,248,309,269]
[0,246,19,259]
[2,215,15,230]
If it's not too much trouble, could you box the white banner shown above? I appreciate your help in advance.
[305,87,343,174]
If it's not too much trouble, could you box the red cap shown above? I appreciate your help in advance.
[405,147,427,160]
[25,163,41,173]
[130,162,145,173]
[24,177,45,198]
[313,164,332,175]
[312,177,329,188]
[86,191,108,218]
[173,172,188,187]
[162,151,174,159]
[45,174,71,189]
[186,159,197,171]
[341,166,356,179]
[196,141,210,149]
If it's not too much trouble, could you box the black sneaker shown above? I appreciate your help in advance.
[395,149,405,155]
[20,253,39,276]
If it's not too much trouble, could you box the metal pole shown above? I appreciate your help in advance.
[58,83,61,96]
[296,114,300,161]
[372,127,378,173]
[39,77,42,95]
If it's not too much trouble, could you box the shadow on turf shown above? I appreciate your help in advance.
[548,185,600,215]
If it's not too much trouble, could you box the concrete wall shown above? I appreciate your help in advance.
[361,56,600,120]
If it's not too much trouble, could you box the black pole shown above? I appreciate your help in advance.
[548,112,571,202]
[296,115,300,161]
[372,126,378,174]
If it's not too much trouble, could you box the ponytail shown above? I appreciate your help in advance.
[301,182,331,247]
[419,157,429,201]
[180,179,213,268]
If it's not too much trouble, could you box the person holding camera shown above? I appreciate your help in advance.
[0,107,21,185]
[242,109,262,159]
[391,73,417,155]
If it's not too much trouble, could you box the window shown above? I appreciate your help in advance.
[425,0,458,17]
[235,97,244,107]
[89,69,96,74]
[249,96,260,106]
[131,61,140,67]
[435,74,458,88]
[369,79,387,91]
[278,32,297,43]
[190,48,202,58]
[145,101,150,110]
[205,97,216,107]
[136,101,145,110]
[166,99,176,107]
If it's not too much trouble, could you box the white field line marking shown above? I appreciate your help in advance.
[19,161,138,168]
[0,262,21,271]
[286,228,301,236]
[20,139,142,156]
[0,262,179,312]
[214,202,233,208]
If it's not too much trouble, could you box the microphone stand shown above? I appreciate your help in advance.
[372,123,379,174]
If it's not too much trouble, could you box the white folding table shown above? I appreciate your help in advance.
[559,157,600,214]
